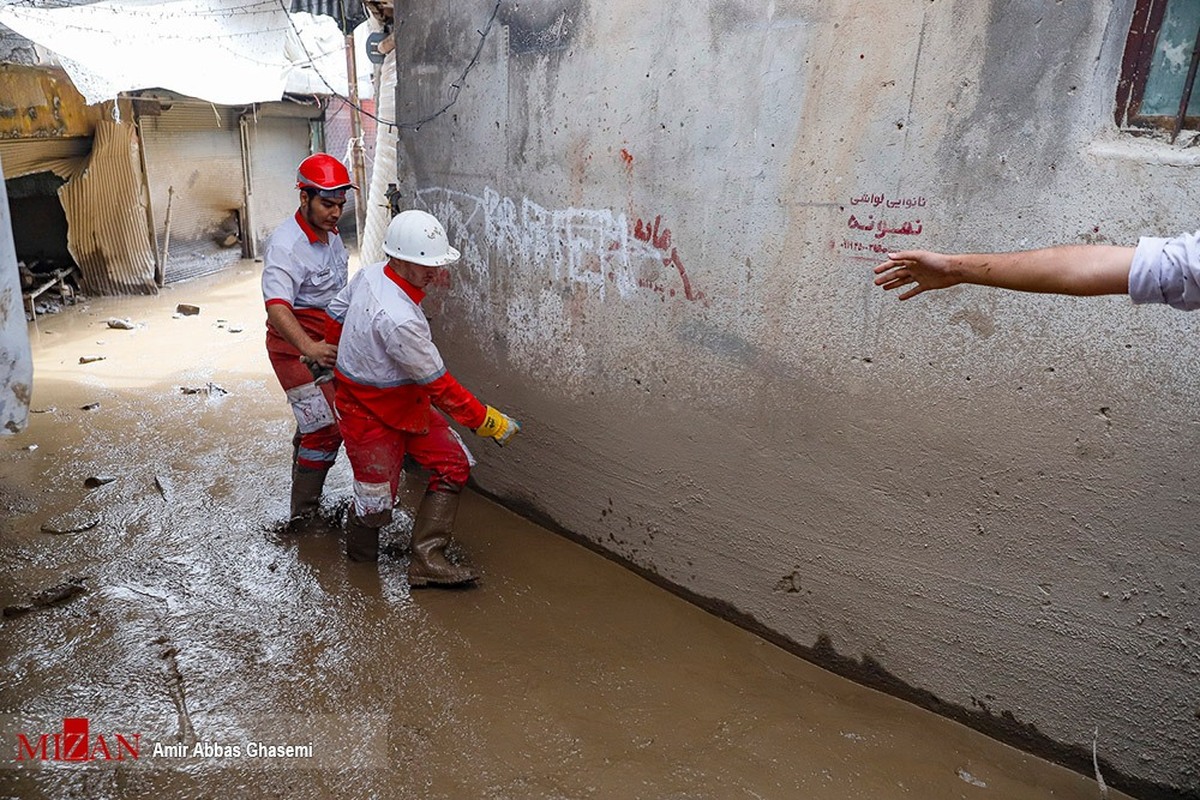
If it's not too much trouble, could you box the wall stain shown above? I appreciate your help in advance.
[948,306,995,338]
[500,0,581,55]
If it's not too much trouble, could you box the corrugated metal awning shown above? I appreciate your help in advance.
[0,137,90,181]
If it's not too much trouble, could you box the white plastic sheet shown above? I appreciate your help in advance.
[0,0,361,105]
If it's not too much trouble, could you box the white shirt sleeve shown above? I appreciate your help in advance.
[261,235,301,306]
[1128,230,1200,310]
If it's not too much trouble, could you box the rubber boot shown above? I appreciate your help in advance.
[288,464,328,528]
[345,508,384,563]
[408,490,477,588]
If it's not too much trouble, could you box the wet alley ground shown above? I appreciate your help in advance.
[0,262,1125,799]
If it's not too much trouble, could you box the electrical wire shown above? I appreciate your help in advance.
[277,0,503,131]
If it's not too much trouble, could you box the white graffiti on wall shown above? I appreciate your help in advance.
[413,186,706,386]
[415,187,705,305]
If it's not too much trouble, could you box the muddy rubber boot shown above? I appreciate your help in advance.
[344,509,382,563]
[287,465,328,530]
[408,490,477,588]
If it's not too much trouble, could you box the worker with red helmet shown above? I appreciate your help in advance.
[325,209,521,586]
[261,152,355,528]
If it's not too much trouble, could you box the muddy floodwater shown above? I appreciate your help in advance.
[0,262,1126,799]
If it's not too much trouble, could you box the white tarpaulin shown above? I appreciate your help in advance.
[286,13,375,98]
[0,0,356,106]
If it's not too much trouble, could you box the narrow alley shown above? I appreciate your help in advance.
[0,264,1124,798]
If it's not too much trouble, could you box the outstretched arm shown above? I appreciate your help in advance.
[873,245,1135,301]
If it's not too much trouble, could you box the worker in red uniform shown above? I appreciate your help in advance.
[261,153,354,527]
[325,209,521,587]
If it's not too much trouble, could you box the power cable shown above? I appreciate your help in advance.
[277,0,503,131]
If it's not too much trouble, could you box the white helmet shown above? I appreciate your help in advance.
[383,210,461,266]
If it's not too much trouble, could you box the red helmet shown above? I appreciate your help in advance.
[296,153,355,193]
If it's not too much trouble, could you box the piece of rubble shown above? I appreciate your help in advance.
[24,444,37,451]
[80,402,100,411]
[228,324,244,334]
[78,355,106,364]
[3,578,87,618]
[39,513,101,535]
[105,317,136,330]
[176,304,200,316]
[30,407,56,414]
[154,474,173,502]
[84,475,117,488]
[179,382,228,396]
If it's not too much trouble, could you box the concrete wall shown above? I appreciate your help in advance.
[0,157,33,433]
[392,2,1199,795]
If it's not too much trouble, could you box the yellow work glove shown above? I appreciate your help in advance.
[476,405,521,446]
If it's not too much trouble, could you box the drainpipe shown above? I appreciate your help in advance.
[344,31,368,250]
[239,111,256,259]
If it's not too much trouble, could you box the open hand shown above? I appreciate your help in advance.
[873,250,961,300]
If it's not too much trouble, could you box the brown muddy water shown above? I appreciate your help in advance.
[0,262,1125,799]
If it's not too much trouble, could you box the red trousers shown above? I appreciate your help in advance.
[337,401,473,519]
[267,339,341,471]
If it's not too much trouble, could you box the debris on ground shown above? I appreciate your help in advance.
[152,630,197,745]
[179,383,228,396]
[176,304,201,316]
[79,355,106,364]
[24,444,37,451]
[84,475,117,488]
[40,513,101,535]
[32,300,63,317]
[30,407,56,414]
[80,402,101,411]
[213,320,246,334]
[3,577,87,619]
[154,474,173,502]
[105,317,137,330]
[956,768,987,788]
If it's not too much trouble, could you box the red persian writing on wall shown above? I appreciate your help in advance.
[629,214,706,304]
[836,192,928,261]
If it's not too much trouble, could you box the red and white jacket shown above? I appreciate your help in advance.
[326,262,486,434]
[261,211,348,353]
